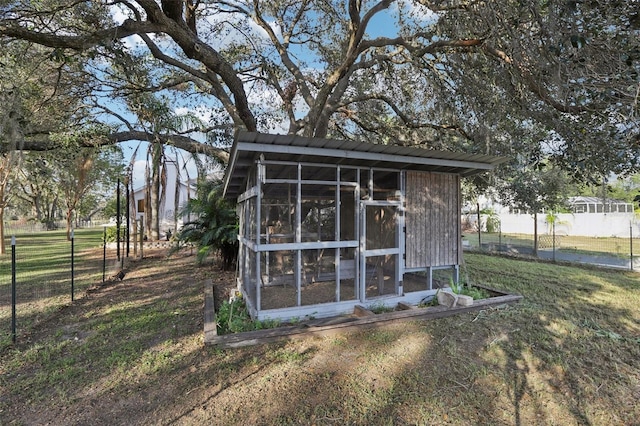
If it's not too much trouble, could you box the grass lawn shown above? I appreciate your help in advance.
[0,250,638,425]
[465,231,640,258]
[0,228,109,342]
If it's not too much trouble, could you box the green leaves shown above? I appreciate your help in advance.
[174,178,238,269]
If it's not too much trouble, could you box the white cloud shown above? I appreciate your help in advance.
[110,5,146,51]
[400,0,439,25]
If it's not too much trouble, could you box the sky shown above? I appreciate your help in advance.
[104,1,440,188]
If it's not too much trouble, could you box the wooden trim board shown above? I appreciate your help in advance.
[204,284,523,348]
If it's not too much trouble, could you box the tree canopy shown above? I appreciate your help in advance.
[1,1,638,190]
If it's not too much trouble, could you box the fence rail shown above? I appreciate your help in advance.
[3,219,101,234]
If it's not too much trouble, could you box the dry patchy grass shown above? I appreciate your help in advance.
[0,250,638,425]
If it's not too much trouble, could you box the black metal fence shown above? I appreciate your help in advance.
[0,226,136,345]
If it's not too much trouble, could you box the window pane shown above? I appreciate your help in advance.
[260,250,297,310]
[261,183,296,241]
[364,254,398,298]
[301,185,336,242]
[340,186,356,241]
[265,164,297,180]
[366,205,397,249]
[301,165,336,181]
[372,170,400,201]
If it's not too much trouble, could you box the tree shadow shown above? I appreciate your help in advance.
[2,252,640,425]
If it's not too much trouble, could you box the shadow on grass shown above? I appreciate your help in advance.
[1,251,639,425]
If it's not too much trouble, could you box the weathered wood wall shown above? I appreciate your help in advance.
[405,171,461,268]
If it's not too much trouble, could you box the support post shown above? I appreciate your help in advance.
[11,236,16,344]
[116,178,121,261]
[71,230,75,301]
[630,221,634,272]
[126,180,130,258]
[477,202,481,249]
[139,217,144,259]
[533,212,539,257]
[552,219,556,262]
[102,226,107,283]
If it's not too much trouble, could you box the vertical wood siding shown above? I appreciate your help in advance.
[405,171,461,268]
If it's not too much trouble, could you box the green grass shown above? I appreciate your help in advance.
[464,231,640,257]
[1,251,639,425]
[0,227,108,341]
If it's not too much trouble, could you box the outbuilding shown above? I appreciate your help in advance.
[223,131,506,321]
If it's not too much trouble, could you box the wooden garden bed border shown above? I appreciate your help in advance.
[204,281,523,348]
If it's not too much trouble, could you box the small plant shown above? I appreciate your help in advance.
[367,302,395,314]
[448,278,490,300]
[215,298,281,334]
[483,208,501,233]
[215,298,254,334]
[461,286,490,300]
[449,279,464,295]
[260,318,282,329]
[419,291,439,307]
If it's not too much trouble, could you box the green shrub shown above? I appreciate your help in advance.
[367,302,395,314]
[172,179,238,270]
[104,226,127,243]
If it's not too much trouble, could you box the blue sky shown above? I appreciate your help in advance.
[104,1,440,186]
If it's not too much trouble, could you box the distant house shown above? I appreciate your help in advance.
[132,178,196,233]
[568,196,634,214]
[223,131,506,321]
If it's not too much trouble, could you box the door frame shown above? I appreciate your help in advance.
[358,199,403,301]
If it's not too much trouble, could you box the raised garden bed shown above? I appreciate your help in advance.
[203,281,522,348]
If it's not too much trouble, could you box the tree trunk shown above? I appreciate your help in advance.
[33,192,42,221]
[66,208,73,241]
[150,173,160,240]
[173,167,180,234]
[149,144,162,241]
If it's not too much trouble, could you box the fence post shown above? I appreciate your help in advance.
[71,230,75,301]
[631,222,634,272]
[477,202,481,250]
[552,220,556,262]
[133,218,137,258]
[126,181,130,258]
[102,226,107,283]
[116,178,121,261]
[533,212,538,257]
[11,236,16,344]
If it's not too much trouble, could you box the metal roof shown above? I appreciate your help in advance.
[223,131,509,199]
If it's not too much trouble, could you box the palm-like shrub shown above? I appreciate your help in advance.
[175,179,238,269]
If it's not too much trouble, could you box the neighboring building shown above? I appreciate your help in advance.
[567,196,634,214]
[132,176,196,235]
[489,196,638,238]
[223,131,506,321]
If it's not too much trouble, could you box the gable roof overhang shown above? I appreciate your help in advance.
[223,131,509,200]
